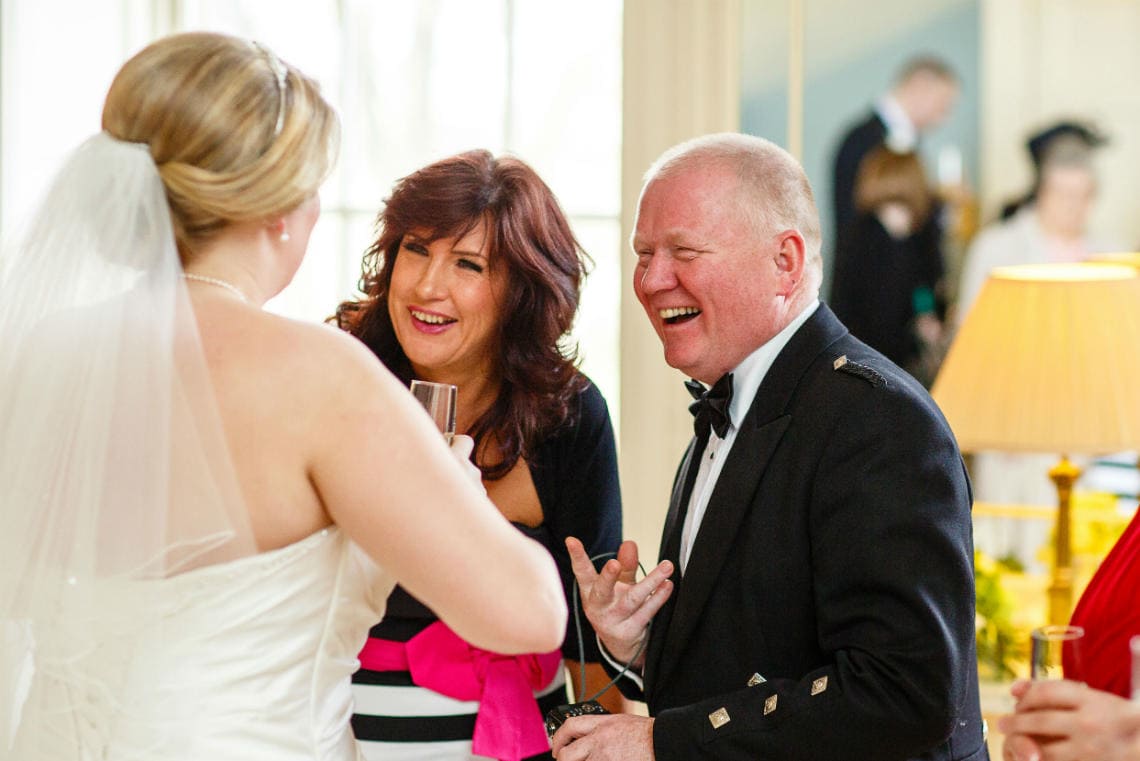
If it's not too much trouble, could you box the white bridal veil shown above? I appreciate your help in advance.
[0,133,254,757]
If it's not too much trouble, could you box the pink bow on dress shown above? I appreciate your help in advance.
[359,621,563,761]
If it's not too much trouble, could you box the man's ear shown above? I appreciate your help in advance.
[773,230,807,295]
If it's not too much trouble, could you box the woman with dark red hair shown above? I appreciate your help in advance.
[335,150,622,761]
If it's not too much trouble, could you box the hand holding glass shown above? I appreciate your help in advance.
[410,380,457,443]
[1030,625,1084,681]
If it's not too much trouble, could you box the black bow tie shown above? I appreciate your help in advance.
[685,373,734,441]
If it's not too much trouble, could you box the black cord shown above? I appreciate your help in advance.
[570,551,651,703]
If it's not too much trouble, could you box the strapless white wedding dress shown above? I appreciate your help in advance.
[33,526,395,761]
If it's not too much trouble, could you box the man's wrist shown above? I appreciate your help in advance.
[596,633,646,690]
[601,632,646,669]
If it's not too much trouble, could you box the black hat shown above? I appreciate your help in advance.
[1026,121,1107,168]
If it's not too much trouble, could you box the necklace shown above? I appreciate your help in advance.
[181,273,250,304]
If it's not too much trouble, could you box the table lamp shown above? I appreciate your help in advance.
[1090,251,1140,269]
[932,263,1140,625]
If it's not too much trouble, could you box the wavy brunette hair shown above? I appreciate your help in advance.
[335,150,588,480]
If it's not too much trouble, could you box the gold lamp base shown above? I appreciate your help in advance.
[1046,455,1082,626]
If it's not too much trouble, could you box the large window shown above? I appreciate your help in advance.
[1,0,622,416]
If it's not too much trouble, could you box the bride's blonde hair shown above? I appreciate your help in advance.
[102,32,338,259]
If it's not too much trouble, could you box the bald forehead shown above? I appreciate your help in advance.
[637,163,747,224]
[632,163,759,255]
[649,147,748,185]
[639,160,747,223]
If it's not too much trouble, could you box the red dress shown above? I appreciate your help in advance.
[1067,506,1140,696]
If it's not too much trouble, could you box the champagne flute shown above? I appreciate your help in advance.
[1030,625,1084,681]
[410,380,457,443]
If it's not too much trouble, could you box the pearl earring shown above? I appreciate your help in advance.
[280,230,290,243]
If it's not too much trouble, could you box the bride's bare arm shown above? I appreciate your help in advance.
[307,330,566,655]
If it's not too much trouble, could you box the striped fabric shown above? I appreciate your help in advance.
[351,664,567,760]
[349,381,621,761]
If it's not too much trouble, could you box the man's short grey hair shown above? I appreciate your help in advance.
[895,55,957,86]
[643,133,823,276]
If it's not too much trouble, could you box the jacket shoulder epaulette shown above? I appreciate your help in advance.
[831,354,885,387]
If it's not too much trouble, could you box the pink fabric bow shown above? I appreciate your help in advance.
[358,621,562,761]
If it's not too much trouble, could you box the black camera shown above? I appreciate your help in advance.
[544,700,610,740]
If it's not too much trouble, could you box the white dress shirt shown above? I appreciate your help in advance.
[679,300,820,574]
[598,301,821,683]
[874,93,918,153]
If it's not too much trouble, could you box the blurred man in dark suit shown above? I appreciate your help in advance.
[832,56,958,239]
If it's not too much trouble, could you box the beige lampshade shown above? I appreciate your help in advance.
[1089,251,1140,269]
[932,263,1140,454]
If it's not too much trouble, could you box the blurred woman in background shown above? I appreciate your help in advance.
[829,146,946,385]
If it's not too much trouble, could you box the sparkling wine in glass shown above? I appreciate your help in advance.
[1030,625,1084,681]
[410,380,457,444]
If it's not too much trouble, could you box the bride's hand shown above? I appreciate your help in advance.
[449,434,484,491]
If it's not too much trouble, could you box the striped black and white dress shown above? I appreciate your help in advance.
[351,590,568,761]
[351,382,623,761]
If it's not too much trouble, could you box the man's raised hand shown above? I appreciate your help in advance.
[565,537,674,668]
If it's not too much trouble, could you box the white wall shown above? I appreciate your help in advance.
[620,0,741,562]
[0,0,159,232]
[981,0,1140,248]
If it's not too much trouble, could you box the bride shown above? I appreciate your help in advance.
[0,32,566,760]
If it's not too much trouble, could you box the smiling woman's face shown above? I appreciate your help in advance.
[387,220,506,382]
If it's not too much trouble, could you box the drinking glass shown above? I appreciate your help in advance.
[410,380,457,443]
[1030,625,1084,680]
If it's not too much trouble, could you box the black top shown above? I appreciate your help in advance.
[829,212,943,370]
[367,376,622,662]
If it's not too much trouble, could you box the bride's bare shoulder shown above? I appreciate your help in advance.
[241,313,414,449]
[249,311,396,395]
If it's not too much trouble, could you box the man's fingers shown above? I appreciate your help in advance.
[1002,733,1043,761]
[1009,679,1032,700]
[999,709,1076,739]
[596,556,625,586]
[571,540,674,632]
[1014,680,1088,712]
[621,559,673,610]
[589,555,675,620]
[616,540,641,584]
[566,537,601,586]
[649,558,674,582]
[624,562,673,610]
[629,579,673,626]
[550,715,605,756]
